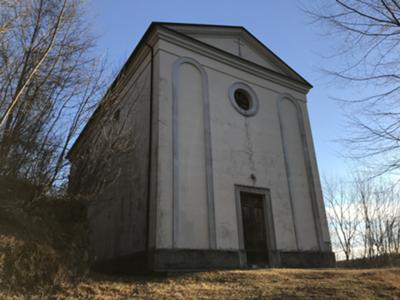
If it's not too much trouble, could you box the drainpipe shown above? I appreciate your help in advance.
[145,42,154,271]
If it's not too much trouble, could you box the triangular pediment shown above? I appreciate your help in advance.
[162,23,311,87]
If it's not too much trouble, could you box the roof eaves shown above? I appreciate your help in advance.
[67,22,160,160]
[240,27,313,88]
[158,23,313,89]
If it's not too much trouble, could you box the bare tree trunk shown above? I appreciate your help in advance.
[0,0,67,129]
[0,0,104,192]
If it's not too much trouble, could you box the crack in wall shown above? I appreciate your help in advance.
[244,117,256,175]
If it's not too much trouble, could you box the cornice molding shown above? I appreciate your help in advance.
[155,27,311,95]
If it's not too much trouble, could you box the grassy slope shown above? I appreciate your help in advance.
[0,177,89,298]
[1,179,399,299]
[2,268,399,299]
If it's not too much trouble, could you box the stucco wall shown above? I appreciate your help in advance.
[175,63,210,248]
[155,38,327,252]
[163,25,284,74]
[69,53,152,260]
[191,35,282,74]
[279,97,319,250]
[300,101,332,250]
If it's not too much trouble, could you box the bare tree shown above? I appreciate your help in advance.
[306,1,400,175]
[68,64,151,201]
[324,176,361,260]
[355,177,400,258]
[0,0,68,129]
[324,173,400,260]
[0,0,104,191]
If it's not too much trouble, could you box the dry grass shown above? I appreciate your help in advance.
[0,177,89,298]
[1,179,400,299]
[1,267,400,299]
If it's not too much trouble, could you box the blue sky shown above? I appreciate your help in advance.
[87,0,351,178]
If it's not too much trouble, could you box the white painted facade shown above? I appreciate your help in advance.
[69,22,333,270]
[154,24,331,255]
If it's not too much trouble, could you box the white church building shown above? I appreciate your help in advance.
[67,22,335,272]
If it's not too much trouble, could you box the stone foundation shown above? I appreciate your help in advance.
[92,249,336,273]
[278,251,336,268]
[152,249,242,271]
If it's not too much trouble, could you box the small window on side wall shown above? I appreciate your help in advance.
[113,109,120,121]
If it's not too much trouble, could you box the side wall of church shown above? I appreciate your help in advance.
[68,51,152,261]
[155,38,331,253]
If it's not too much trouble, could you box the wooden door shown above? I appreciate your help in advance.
[240,192,269,265]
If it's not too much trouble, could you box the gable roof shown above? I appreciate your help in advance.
[156,22,312,88]
[67,22,312,159]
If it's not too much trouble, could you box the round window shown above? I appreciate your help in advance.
[229,82,259,116]
[234,89,251,111]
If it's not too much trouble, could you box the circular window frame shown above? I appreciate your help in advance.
[229,82,259,117]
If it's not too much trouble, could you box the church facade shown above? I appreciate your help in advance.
[67,22,335,271]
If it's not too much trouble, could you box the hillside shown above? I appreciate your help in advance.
[1,178,400,299]
[0,177,89,297]
[1,267,400,299]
